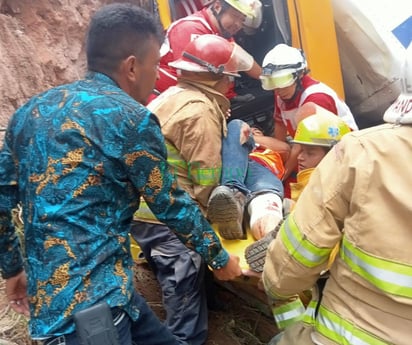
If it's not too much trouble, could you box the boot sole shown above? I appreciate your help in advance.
[244,221,283,272]
[207,191,245,240]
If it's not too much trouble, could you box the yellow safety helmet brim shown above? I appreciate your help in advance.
[293,107,351,147]
[260,72,296,90]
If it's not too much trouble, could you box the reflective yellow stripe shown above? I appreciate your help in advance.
[272,298,305,330]
[341,236,412,298]
[316,305,388,345]
[189,163,221,186]
[166,142,221,186]
[166,143,187,171]
[302,300,317,325]
[280,215,331,267]
[133,199,158,222]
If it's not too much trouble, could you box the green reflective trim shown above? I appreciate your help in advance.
[189,165,221,186]
[165,143,187,170]
[302,300,317,325]
[341,236,412,298]
[272,298,305,330]
[166,142,221,186]
[316,305,388,345]
[280,215,331,267]
[133,199,157,221]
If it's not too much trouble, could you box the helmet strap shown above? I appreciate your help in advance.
[284,71,306,101]
[183,52,224,75]
[211,2,233,38]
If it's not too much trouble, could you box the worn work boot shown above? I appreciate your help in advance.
[207,185,246,240]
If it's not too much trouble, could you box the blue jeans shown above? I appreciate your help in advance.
[222,120,284,198]
[131,222,208,345]
[42,291,179,345]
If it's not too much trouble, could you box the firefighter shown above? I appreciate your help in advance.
[259,43,358,197]
[131,34,252,345]
[263,45,412,345]
[289,105,351,203]
[153,0,262,101]
[244,106,351,331]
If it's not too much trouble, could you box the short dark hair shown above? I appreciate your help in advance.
[86,3,163,75]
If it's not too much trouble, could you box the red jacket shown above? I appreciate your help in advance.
[274,75,358,136]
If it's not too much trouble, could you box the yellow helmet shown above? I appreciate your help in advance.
[293,107,351,147]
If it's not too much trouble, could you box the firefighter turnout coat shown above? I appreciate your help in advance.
[263,123,412,345]
[134,79,229,223]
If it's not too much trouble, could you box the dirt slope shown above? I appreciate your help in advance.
[0,0,153,140]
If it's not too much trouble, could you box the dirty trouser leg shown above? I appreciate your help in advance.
[268,332,284,345]
[131,222,208,345]
[244,159,284,197]
[128,291,181,345]
[152,251,207,345]
[270,321,315,345]
[221,119,255,195]
[207,119,253,239]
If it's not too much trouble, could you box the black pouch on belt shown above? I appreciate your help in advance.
[73,302,120,345]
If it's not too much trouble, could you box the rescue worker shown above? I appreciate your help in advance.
[263,45,412,345]
[154,0,262,101]
[244,106,351,332]
[259,43,358,197]
[289,104,351,204]
[131,34,252,345]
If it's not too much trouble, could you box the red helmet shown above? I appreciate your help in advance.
[169,34,253,76]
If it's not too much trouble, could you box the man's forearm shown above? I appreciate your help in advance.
[282,144,300,180]
[246,60,262,80]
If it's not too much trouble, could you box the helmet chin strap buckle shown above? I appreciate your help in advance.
[183,52,224,74]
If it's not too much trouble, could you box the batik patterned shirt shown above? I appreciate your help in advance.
[0,72,228,338]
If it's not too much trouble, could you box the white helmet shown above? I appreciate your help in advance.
[222,0,256,19]
[260,43,307,90]
[242,0,263,35]
[383,43,412,124]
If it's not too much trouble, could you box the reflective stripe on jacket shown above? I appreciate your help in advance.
[271,297,306,330]
[166,142,221,188]
[263,123,412,344]
[279,214,331,268]
[134,80,229,223]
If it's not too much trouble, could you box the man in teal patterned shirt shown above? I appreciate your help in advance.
[0,4,241,345]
